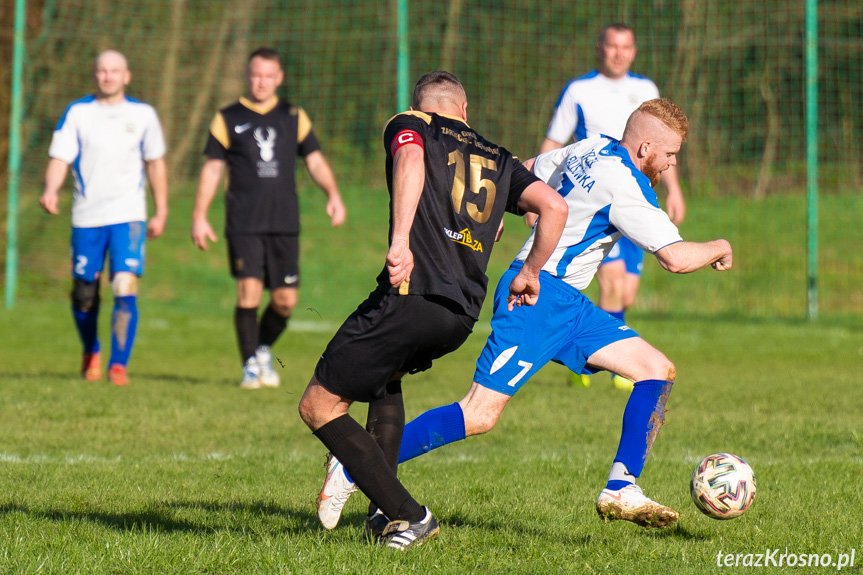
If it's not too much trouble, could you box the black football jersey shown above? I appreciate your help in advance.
[378,111,540,319]
[204,97,320,235]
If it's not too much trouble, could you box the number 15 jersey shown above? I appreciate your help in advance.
[379,111,540,320]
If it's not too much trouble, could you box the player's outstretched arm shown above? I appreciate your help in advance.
[40,158,70,215]
[191,158,224,250]
[654,239,732,274]
[386,144,424,289]
[508,181,568,309]
[304,150,346,227]
[145,157,169,239]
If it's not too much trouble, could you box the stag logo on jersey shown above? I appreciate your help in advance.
[254,127,277,161]
[253,126,279,177]
[444,227,483,252]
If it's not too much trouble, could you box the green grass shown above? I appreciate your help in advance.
[1,305,862,573]
[2,185,862,572]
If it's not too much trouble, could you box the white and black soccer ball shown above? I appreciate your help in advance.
[690,452,756,519]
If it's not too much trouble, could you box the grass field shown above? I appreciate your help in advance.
[1,186,862,573]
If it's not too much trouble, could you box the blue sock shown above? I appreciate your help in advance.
[606,379,673,490]
[399,402,466,463]
[110,296,138,367]
[72,304,100,354]
[344,403,467,484]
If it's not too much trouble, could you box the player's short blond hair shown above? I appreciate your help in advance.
[635,98,689,141]
[412,71,466,110]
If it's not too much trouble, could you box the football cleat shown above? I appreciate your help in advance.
[316,453,358,530]
[364,509,389,541]
[569,372,591,387]
[596,484,679,528]
[255,345,280,388]
[108,364,128,386]
[82,351,102,381]
[380,507,440,550]
[612,374,634,391]
[240,357,261,390]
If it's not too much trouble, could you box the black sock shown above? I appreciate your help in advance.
[314,414,424,522]
[259,304,289,347]
[234,306,258,363]
[366,380,405,516]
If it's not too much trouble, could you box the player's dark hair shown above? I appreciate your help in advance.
[599,22,635,44]
[412,70,465,109]
[248,47,282,67]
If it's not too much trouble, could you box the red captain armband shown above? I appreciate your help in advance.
[390,129,424,155]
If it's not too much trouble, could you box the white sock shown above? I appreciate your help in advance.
[608,461,636,484]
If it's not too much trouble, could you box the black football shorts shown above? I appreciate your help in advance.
[315,290,475,402]
[227,234,299,290]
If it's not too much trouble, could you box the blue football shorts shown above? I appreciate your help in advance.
[474,261,639,396]
[601,236,644,275]
[70,221,146,282]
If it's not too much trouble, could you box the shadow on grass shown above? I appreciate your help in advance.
[438,509,713,543]
[0,499,321,535]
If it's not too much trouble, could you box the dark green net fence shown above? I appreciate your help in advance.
[3,0,862,322]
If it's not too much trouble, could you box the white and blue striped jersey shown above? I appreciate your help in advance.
[545,71,660,144]
[515,136,682,291]
[48,95,166,228]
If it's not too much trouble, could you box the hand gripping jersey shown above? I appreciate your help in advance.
[380,111,540,319]
[204,97,321,235]
[515,135,682,290]
[546,71,660,144]
[48,95,166,228]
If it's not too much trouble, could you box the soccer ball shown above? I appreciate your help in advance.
[690,453,756,519]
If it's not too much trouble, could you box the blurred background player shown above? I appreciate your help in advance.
[39,50,169,386]
[300,71,567,549]
[191,47,346,390]
[536,23,686,389]
[319,99,733,530]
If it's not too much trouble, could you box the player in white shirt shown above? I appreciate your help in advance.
[316,99,734,531]
[538,23,687,389]
[40,50,169,386]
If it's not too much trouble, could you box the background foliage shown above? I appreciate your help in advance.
[2,0,862,319]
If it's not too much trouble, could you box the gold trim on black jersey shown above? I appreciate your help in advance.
[297,108,312,143]
[209,112,230,149]
[239,96,279,115]
[382,111,433,140]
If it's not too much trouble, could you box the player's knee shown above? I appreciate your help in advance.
[463,409,499,436]
[637,353,675,383]
[112,273,138,297]
[666,361,677,383]
[71,278,100,311]
[297,397,313,427]
[271,290,297,316]
[271,301,294,317]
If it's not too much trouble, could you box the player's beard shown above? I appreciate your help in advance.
[642,152,662,188]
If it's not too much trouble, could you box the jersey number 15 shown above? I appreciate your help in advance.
[448,151,497,224]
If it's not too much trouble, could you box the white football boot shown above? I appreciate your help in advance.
[596,484,679,528]
[240,356,261,390]
[255,345,280,388]
[316,453,358,529]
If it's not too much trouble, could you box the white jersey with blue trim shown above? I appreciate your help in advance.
[545,71,660,144]
[515,136,682,291]
[48,95,166,228]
